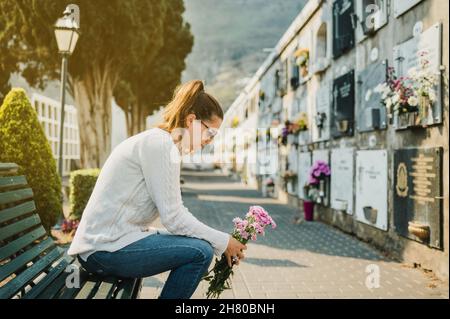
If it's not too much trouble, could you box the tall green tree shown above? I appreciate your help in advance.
[0,1,193,167]
[115,0,193,136]
[0,89,62,231]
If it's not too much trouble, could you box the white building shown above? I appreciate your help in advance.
[31,93,80,177]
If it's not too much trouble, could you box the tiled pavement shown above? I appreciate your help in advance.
[140,171,449,299]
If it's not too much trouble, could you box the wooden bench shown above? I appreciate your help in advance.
[0,163,142,299]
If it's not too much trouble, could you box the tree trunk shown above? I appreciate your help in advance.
[73,65,117,169]
[126,102,149,137]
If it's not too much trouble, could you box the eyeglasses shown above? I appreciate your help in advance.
[201,121,218,138]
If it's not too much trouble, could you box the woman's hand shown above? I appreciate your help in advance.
[224,236,247,267]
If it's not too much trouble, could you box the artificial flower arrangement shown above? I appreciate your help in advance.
[295,48,310,77]
[259,90,266,101]
[279,121,291,146]
[203,206,276,299]
[375,51,439,127]
[231,116,240,128]
[291,112,308,134]
[264,177,275,187]
[304,160,331,205]
[282,170,298,183]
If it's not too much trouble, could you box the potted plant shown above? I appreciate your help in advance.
[302,183,317,221]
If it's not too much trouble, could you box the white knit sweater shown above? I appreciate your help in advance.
[67,128,230,261]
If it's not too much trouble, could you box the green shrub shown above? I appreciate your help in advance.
[0,88,62,232]
[69,169,100,220]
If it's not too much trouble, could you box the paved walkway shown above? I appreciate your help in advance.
[140,171,449,299]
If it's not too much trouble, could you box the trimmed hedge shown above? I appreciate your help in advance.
[69,169,100,220]
[0,88,62,231]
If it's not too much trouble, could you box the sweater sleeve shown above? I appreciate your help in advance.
[138,134,230,257]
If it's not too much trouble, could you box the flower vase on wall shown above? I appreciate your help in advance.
[319,179,325,198]
[417,95,431,127]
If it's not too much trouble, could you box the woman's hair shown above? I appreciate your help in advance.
[159,80,224,132]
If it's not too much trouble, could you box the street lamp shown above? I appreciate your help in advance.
[55,4,80,178]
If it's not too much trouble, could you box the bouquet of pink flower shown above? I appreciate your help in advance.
[308,160,331,185]
[203,206,276,299]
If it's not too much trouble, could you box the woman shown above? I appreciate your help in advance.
[68,80,246,299]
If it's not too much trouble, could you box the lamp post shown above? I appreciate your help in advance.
[54,4,80,178]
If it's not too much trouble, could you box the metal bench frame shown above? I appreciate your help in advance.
[0,163,142,299]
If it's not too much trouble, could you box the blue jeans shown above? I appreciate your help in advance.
[77,232,214,299]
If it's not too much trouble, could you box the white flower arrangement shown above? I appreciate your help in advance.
[375,51,440,116]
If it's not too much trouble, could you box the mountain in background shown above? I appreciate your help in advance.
[182,0,306,110]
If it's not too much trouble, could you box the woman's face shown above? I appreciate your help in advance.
[184,114,222,153]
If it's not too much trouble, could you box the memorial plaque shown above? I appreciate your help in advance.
[286,146,298,194]
[357,60,388,132]
[393,0,424,18]
[393,23,443,129]
[355,150,388,230]
[297,152,312,199]
[288,146,299,172]
[333,0,355,59]
[331,70,355,138]
[313,84,331,142]
[312,149,329,165]
[393,148,443,249]
[331,148,354,215]
[295,86,310,145]
[256,142,278,175]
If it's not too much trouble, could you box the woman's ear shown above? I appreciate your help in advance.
[185,113,197,128]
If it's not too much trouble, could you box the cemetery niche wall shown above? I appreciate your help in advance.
[392,23,443,130]
[313,83,331,142]
[393,0,424,18]
[298,152,312,200]
[357,60,388,132]
[331,148,354,214]
[332,0,355,59]
[355,150,388,231]
[332,70,355,138]
[311,150,331,207]
[393,147,443,249]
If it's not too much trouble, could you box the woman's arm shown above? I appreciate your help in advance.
[138,135,230,256]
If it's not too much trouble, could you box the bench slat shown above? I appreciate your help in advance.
[0,201,36,224]
[0,237,55,283]
[0,176,28,190]
[34,270,70,299]
[0,188,34,206]
[75,278,101,299]
[23,256,74,299]
[0,226,47,261]
[0,163,19,174]
[0,247,63,299]
[93,279,118,299]
[55,267,90,299]
[115,278,142,299]
[0,214,41,241]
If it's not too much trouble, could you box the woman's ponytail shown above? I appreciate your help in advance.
[159,80,223,133]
